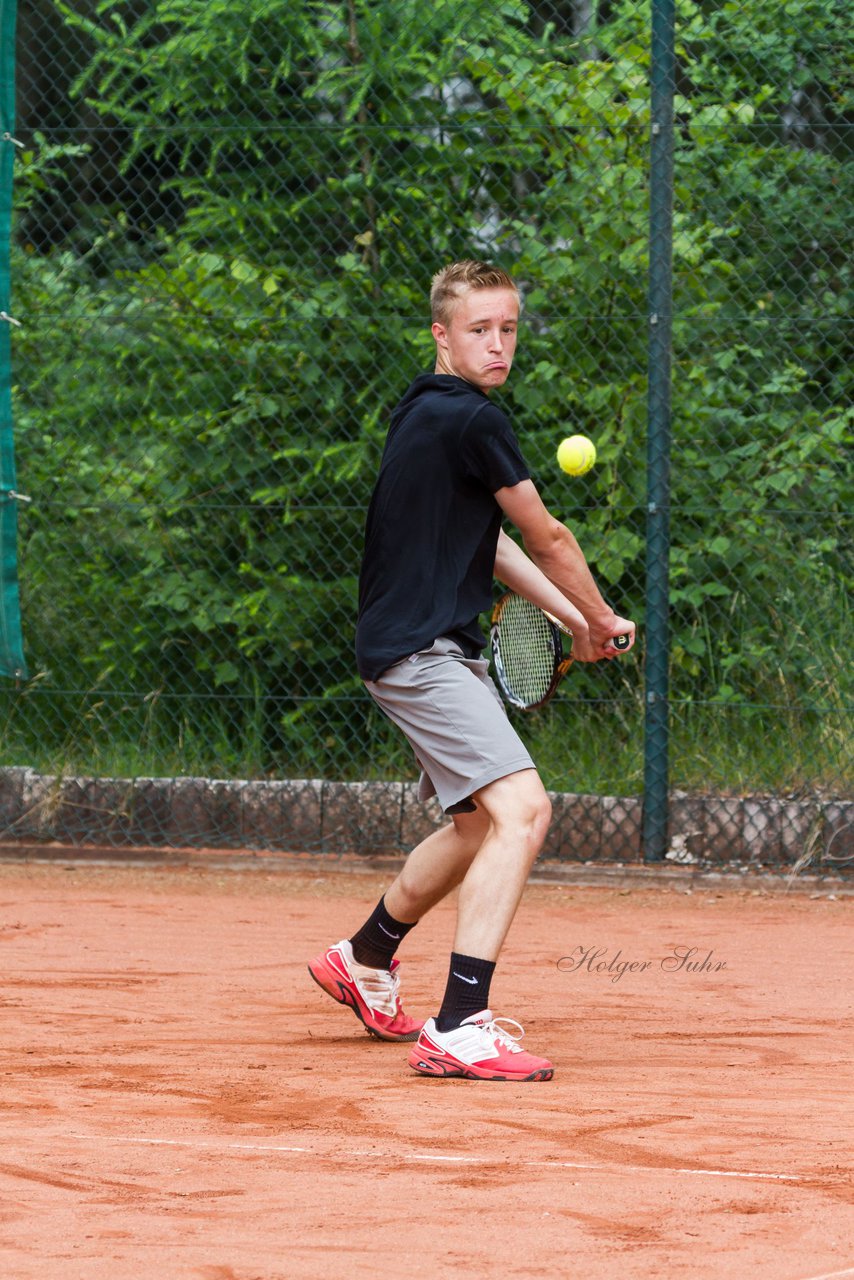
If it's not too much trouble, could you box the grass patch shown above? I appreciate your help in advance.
[2,686,849,801]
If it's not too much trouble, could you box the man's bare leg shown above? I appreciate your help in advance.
[383,805,491,923]
[406,768,556,1080]
[453,769,551,960]
[384,768,550,955]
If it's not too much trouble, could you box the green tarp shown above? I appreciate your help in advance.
[0,0,25,679]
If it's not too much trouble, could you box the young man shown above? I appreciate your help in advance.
[308,260,634,1081]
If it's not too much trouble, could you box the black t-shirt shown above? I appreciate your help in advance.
[355,374,530,680]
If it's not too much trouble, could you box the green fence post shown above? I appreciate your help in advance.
[0,0,26,679]
[643,0,675,862]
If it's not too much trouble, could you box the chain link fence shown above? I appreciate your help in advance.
[0,0,851,873]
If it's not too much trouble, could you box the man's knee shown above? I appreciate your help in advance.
[475,770,551,844]
[452,806,492,850]
[527,787,552,845]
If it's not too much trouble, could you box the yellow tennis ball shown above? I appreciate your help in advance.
[557,434,596,476]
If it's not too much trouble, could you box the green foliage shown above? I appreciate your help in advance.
[5,0,851,794]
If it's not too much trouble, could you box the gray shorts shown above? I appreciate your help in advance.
[364,636,535,815]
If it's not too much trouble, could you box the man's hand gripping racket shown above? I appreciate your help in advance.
[490,591,631,711]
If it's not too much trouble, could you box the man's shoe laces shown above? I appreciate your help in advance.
[485,1017,526,1053]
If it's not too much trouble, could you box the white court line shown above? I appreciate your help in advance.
[62,1132,803,1183]
[525,1159,800,1182]
[796,1269,854,1280]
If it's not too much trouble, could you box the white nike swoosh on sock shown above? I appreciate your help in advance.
[452,972,478,984]
[378,923,401,939]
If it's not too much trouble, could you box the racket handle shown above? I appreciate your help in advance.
[612,634,631,651]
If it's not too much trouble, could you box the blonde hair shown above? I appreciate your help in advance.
[430,260,519,326]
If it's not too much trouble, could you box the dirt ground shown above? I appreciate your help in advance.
[0,861,852,1280]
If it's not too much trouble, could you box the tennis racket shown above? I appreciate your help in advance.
[490,591,630,711]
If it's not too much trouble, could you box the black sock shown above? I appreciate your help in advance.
[349,896,417,970]
[435,952,496,1032]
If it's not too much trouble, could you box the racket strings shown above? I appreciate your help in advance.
[494,595,560,708]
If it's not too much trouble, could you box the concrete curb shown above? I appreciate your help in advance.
[0,767,851,875]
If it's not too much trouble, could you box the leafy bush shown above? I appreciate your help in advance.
[5,0,850,795]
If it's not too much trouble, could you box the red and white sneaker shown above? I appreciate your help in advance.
[408,1010,554,1081]
[308,939,423,1042]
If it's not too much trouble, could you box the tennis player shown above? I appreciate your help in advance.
[309,260,635,1080]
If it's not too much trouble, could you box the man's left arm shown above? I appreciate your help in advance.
[495,480,635,661]
[494,529,590,641]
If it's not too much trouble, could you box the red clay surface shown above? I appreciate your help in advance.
[0,861,852,1280]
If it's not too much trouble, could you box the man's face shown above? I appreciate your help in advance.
[432,287,519,393]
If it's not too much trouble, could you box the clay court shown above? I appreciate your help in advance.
[1,859,852,1280]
